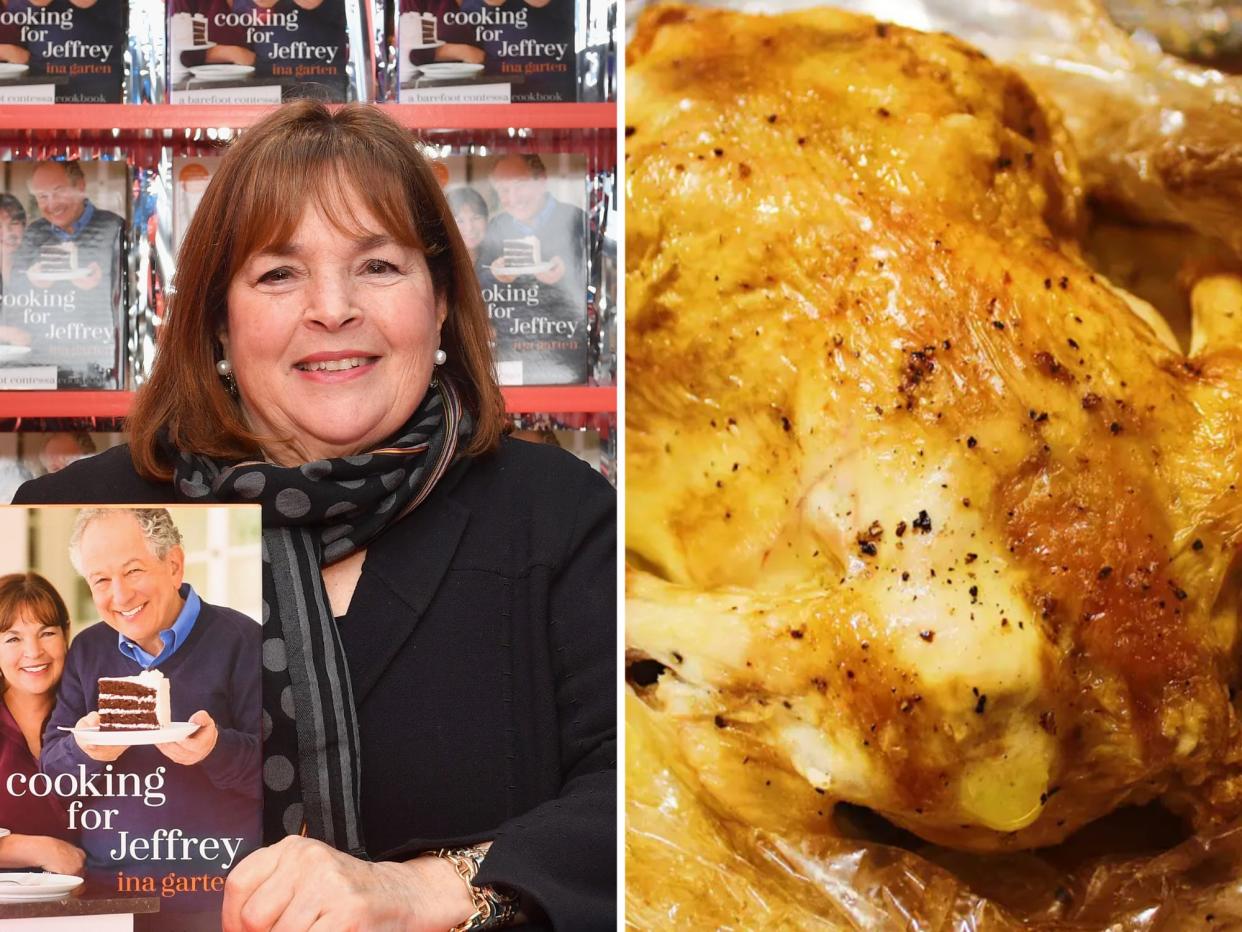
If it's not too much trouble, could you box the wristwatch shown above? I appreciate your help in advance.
[435,845,519,931]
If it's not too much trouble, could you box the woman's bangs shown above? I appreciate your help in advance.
[226,154,425,275]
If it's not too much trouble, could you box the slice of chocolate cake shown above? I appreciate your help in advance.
[420,12,438,45]
[97,670,171,731]
[503,236,541,269]
[37,244,73,276]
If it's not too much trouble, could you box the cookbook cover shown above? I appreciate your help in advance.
[510,423,602,470]
[168,0,349,104]
[0,0,126,103]
[0,505,262,927]
[0,159,126,390]
[443,151,589,385]
[0,431,124,503]
[397,0,576,103]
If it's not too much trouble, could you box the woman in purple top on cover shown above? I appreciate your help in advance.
[0,573,85,875]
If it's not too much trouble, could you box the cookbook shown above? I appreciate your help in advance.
[398,0,576,103]
[442,151,589,385]
[0,504,262,927]
[168,0,349,103]
[0,159,126,390]
[0,0,126,103]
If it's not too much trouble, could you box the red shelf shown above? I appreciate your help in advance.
[0,103,616,133]
[0,386,615,419]
[501,386,615,413]
[0,392,134,419]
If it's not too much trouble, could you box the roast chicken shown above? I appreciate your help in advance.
[626,2,1242,862]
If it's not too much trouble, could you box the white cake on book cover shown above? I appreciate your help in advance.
[97,670,171,731]
[503,236,541,268]
[399,11,440,68]
[36,244,73,275]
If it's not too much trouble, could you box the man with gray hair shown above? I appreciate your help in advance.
[41,507,261,906]
[6,160,125,388]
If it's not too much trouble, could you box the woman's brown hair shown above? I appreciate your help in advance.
[129,101,506,480]
[0,573,70,638]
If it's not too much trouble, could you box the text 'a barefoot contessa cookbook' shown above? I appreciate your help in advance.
[0,504,261,927]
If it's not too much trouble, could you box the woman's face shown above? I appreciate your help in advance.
[0,615,66,700]
[222,193,447,466]
[0,209,24,251]
[452,205,487,252]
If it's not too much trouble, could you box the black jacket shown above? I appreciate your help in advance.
[15,437,617,929]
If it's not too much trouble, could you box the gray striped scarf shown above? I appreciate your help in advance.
[168,379,472,853]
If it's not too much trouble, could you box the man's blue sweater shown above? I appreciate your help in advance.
[40,597,262,876]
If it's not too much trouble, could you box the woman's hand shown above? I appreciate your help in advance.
[0,834,86,876]
[221,836,475,932]
[0,326,30,346]
[29,836,86,876]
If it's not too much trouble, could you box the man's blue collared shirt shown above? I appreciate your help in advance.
[509,194,556,236]
[48,199,96,242]
[117,583,201,669]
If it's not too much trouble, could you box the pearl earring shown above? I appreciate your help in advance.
[434,349,447,366]
[216,358,238,397]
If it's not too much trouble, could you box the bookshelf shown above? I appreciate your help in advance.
[0,103,617,133]
[0,103,618,424]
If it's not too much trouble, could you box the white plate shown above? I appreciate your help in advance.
[59,722,200,746]
[499,260,554,276]
[28,268,81,282]
[0,345,31,361]
[416,62,485,79]
[189,64,255,79]
[0,873,83,901]
[0,63,29,78]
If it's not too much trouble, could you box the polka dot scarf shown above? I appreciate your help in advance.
[167,380,473,855]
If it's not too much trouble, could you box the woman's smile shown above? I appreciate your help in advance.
[292,350,381,382]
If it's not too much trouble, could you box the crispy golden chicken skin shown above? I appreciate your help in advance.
[626,5,1242,853]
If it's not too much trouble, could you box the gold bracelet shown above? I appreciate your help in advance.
[435,845,519,931]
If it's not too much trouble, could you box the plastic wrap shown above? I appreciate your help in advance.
[418,128,616,390]
[0,142,156,390]
[628,691,1242,930]
[129,0,162,103]
[627,0,1242,255]
[382,0,615,101]
[579,0,618,102]
[625,3,1242,929]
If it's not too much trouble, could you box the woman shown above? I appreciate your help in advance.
[16,101,615,930]
[0,192,26,289]
[446,185,490,276]
[0,573,86,876]
[0,192,33,348]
